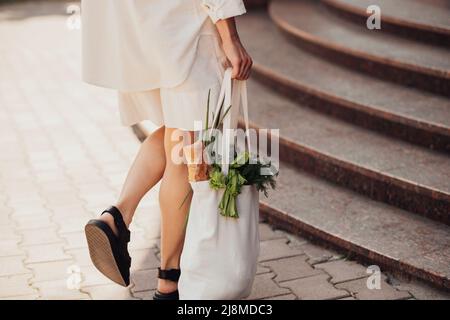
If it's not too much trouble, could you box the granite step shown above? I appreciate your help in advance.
[244,78,450,224]
[237,10,450,152]
[269,0,450,97]
[259,160,450,290]
[322,0,450,46]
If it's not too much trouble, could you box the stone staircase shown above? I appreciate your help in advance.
[237,0,450,290]
[322,0,450,46]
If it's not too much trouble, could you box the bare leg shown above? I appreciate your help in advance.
[100,126,166,234]
[158,127,193,293]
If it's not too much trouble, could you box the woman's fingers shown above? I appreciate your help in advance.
[226,45,252,80]
[231,58,242,79]
[236,55,252,80]
[242,56,252,80]
[239,58,248,80]
[220,35,252,80]
[233,59,246,80]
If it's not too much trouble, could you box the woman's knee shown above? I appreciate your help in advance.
[163,127,194,167]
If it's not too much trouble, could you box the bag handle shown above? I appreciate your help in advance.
[209,68,232,134]
[209,68,250,175]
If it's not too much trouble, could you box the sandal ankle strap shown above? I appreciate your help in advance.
[158,268,181,282]
[102,206,130,243]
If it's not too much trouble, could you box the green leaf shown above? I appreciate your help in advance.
[209,167,226,190]
[231,151,249,169]
[219,104,232,126]
[205,89,211,131]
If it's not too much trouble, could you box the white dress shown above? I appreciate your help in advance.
[81,0,247,130]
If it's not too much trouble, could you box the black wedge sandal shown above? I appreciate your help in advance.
[84,206,131,287]
[153,268,181,300]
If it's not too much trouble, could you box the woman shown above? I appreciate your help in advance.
[81,0,252,300]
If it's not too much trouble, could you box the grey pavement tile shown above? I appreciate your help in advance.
[336,277,412,300]
[281,274,350,300]
[246,273,291,300]
[263,255,322,282]
[315,259,369,284]
[259,239,304,262]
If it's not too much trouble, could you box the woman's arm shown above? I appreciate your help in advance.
[215,17,252,80]
[200,0,252,80]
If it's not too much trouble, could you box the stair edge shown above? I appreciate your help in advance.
[260,201,450,291]
[269,1,450,97]
[321,0,450,46]
[252,63,450,152]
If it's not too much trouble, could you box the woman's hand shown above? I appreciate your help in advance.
[215,18,252,80]
[221,37,252,80]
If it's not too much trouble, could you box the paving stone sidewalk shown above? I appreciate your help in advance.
[0,1,449,300]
